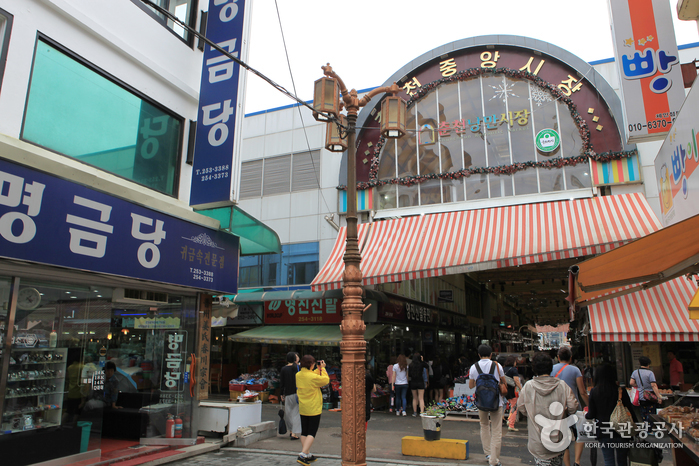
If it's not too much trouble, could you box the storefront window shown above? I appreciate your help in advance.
[22,39,182,196]
[377,75,591,209]
[0,277,197,462]
[239,242,319,288]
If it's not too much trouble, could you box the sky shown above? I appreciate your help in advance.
[241,0,699,114]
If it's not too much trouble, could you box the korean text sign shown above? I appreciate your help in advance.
[654,80,699,226]
[265,299,342,324]
[190,0,250,208]
[609,0,685,143]
[161,330,188,393]
[0,159,239,293]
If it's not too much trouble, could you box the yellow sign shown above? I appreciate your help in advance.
[689,288,699,320]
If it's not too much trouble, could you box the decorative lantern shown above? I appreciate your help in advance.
[380,95,407,138]
[313,76,339,121]
[325,114,348,152]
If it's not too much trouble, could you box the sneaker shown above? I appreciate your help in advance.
[306,455,317,463]
[396,410,400,416]
[297,455,310,465]
[412,412,417,417]
[508,426,519,431]
[402,410,407,416]
[485,455,490,461]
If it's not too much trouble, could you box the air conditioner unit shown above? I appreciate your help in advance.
[112,288,169,306]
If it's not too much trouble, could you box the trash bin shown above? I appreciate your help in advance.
[77,421,92,453]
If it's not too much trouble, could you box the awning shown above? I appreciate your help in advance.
[232,288,388,303]
[589,277,699,342]
[312,193,660,291]
[227,324,388,346]
[196,205,282,255]
[574,214,699,295]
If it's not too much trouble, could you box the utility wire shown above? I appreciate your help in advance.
[139,0,336,122]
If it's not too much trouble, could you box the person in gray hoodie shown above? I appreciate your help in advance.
[518,352,579,466]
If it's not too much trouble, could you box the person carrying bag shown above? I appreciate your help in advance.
[629,356,662,425]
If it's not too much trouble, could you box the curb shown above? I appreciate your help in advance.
[137,442,221,465]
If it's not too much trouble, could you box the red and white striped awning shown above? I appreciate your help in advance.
[589,277,699,342]
[311,193,661,291]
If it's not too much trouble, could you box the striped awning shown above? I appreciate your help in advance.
[227,324,387,346]
[311,193,661,291]
[589,277,699,342]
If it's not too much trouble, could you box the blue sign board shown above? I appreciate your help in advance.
[0,159,239,294]
[190,0,248,208]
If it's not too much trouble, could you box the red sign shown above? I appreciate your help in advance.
[264,299,342,324]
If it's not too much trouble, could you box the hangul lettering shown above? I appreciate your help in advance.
[653,421,666,439]
[452,119,467,135]
[439,58,457,77]
[139,116,170,159]
[166,354,183,369]
[617,421,633,438]
[402,77,422,96]
[181,246,195,261]
[582,420,596,436]
[0,172,45,244]
[204,251,211,266]
[219,255,225,268]
[213,0,239,22]
[168,333,184,350]
[202,100,234,147]
[164,372,181,388]
[196,250,203,264]
[131,213,166,269]
[480,51,500,68]
[438,121,452,137]
[558,75,583,96]
[519,56,546,75]
[599,422,614,436]
[621,49,656,79]
[484,115,498,130]
[298,300,309,314]
[211,253,218,268]
[499,112,514,127]
[468,117,482,132]
[656,50,678,73]
[514,109,530,125]
[66,196,114,258]
[286,300,296,315]
[206,39,238,84]
[669,422,683,437]
[636,422,650,438]
[311,299,323,313]
[325,299,337,313]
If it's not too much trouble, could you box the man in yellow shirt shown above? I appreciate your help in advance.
[295,355,330,465]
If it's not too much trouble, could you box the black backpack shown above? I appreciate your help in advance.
[474,361,500,411]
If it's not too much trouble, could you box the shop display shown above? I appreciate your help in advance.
[2,348,67,434]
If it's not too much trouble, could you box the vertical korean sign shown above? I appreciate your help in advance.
[190,0,251,208]
[609,0,685,143]
[161,330,188,403]
[196,294,212,400]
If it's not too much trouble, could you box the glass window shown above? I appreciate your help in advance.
[376,74,590,208]
[22,39,182,196]
[0,8,12,93]
[237,242,319,288]
[132,0,197,44]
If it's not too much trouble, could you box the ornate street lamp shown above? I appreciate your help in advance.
[313,64,406,466]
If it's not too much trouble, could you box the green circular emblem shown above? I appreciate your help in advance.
[535,129,560,153]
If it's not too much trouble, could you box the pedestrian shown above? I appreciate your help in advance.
[295,355,329,465]
[409,352,428,416]
[551,347,589,466]
[585,364,636,466]
[366,361,376,431]
[391,354,409,416]
[629,356,663,424]
[386,356,396,412]
[280,351,301,441]
[667,350,684,391]
[517,352,578,466]
[469,344,507,466]
[503,356,522,432]
[431,356,446,403]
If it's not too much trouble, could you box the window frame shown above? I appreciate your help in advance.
[0,7,13,94]
[130,0,199,48]
[21,34,184,198]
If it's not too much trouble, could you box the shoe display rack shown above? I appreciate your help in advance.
[2,348,67,434]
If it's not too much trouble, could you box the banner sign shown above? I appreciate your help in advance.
[161,330,188,393]
[0,159,239,293]
[654,80,699,226]
[264,299,342,324]
[190,0,251,208]
[609,0,685,143]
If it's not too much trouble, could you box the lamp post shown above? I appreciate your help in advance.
[313,64,406,466]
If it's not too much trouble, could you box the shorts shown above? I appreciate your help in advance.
[409,381,425,390]
[300,414,321,437]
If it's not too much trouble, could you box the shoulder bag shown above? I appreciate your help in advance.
[640,369,659,404]
[610,387,636,436]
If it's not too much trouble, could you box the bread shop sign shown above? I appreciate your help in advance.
[264,299,343,324]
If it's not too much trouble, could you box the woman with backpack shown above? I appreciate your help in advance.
[503,356,522,432]
[391,354,409,416]
[409,352,428,416]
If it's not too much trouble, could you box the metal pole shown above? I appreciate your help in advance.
[340,111,367,466]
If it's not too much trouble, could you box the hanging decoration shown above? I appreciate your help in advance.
[337,67,637,192]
